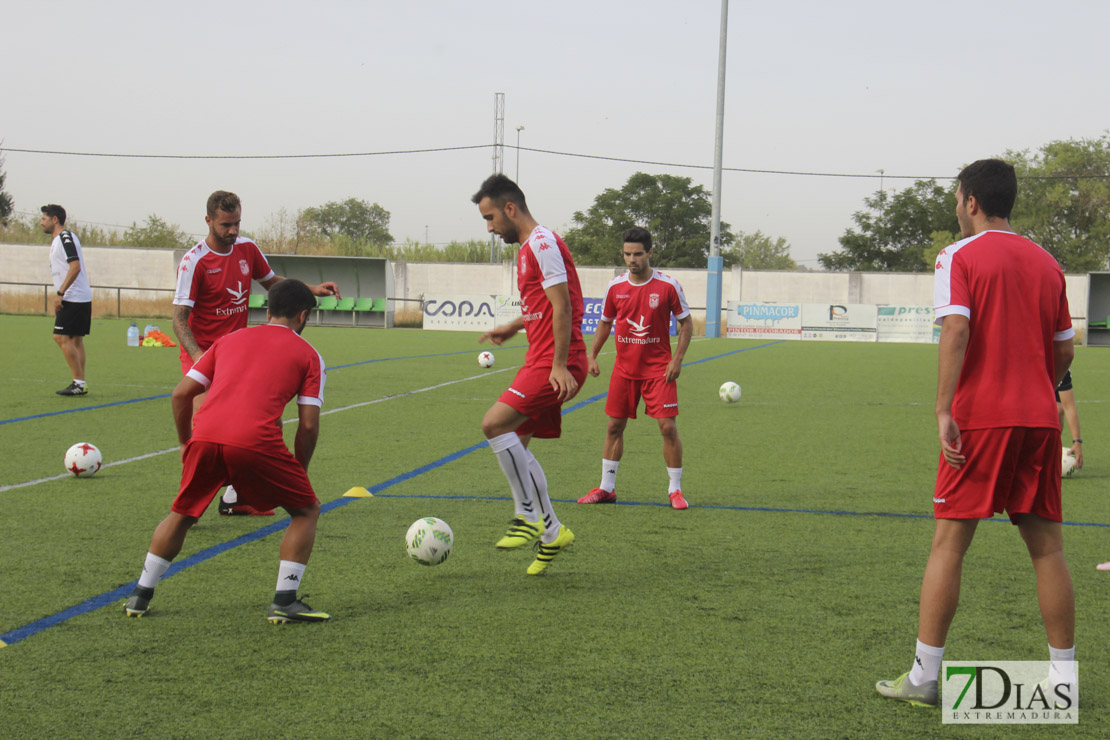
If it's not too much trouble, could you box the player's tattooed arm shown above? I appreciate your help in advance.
[173,304,203,361]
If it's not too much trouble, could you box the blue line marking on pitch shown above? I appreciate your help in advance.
[0,344,528,426]
[2,339,782,646]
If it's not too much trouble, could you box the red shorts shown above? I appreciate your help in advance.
[605,375,678,419]
[179,347,196,376]
[172,440,318,518]
[498,353,588,439]
[933,427,1062,523]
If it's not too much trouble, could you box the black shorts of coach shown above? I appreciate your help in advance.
[54,301,92,336]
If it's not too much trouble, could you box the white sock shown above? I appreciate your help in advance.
[526,449,561,540]
[74,379,86,387]
[137,553,172,589]
[276,560,306,594]
[1049,644,1077,687]
[667,467,683,494]
[600,459,619,492]
[222,484,238,505]
[909,640,945,685]
[488,432,536,520]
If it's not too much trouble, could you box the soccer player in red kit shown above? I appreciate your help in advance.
[877,160,1076,706]
[174,190,339,516]
[125,279,330,623]
[472,174,587,575]
[578,227,693,509]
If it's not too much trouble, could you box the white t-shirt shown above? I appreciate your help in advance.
[49,230,92,302]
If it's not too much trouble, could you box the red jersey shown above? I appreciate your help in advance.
[174,237,275,352]
[601,270,691,380]
[186,323,325,452]
[934,230,1073,430]
[517,225,586,364]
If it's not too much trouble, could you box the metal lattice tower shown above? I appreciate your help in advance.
[490,92,506,262]
[492,92,505,174]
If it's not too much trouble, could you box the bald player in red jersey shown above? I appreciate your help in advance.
[472,174,586,575]
[578,227,693,509]
[877,160,1076,707]
[125,279,330,624]
[174,190,339,516]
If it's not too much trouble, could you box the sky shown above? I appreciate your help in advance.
[4,0,1109,267]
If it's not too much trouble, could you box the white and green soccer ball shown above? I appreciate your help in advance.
[65,442,102,477]
[719,381,742,403]
[477,351,495,368]
[1062,446,1078,478]
[406,517,454,566]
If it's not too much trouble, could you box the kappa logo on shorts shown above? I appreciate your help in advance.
[663,403,678,408]
[934,497,946,503]
[507,387,526,399]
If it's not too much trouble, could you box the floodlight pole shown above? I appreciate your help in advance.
[705,0,729,338]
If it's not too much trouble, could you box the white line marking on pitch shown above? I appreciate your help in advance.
[0,366,518,493]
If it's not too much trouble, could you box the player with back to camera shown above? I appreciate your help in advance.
[41,204,93,396]
[876,160,1076,706]
[472,174,587,575]
[578,227,694,509]
[125,279,330,623]
[173,190,340,516]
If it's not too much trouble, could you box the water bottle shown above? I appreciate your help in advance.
[144,324,157,339]
[127,323,140,347]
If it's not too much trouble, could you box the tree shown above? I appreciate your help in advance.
[1006,136,1110,272]
[723,230,797,270]
[819,180,958,272]
[0,151,14,225]
[563,172,734,267]
[121,215,193,249]
[303,198,393,245]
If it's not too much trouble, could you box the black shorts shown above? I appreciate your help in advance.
[54,301,92,336]
[1055,369,1073,401]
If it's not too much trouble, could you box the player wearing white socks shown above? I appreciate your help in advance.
[578,227,692,510]
[877,160,1076,707]
[472,174,587,575]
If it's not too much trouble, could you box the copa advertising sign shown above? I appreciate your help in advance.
[422,294,498,331]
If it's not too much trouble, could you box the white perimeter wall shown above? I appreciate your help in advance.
[0,243,1091,320]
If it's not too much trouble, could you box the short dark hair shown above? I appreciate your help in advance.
[41,204,67,225]
[622,226,653,252]
[267,279,316,319]
[206,190,241,218]
[957,159,1017,220]
[471,174,529,214]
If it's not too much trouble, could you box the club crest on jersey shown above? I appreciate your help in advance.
[239,259,250,275]
[649,293,660,308]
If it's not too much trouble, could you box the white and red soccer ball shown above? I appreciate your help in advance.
[477,351,495,368]
[65,442,102,477]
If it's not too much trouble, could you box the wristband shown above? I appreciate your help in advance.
[56,290,64,296]
[1073,438,1083,444]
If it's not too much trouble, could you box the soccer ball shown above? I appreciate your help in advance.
[719,382,742,403]
[478,351,495,368]
[406,517,454,566]
[1062,446,1078,478]
[65,442,102,477]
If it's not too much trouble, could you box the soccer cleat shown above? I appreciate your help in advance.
[577,487,617,504]
[218,499,275,516]
[56,382,88,396]
[267,598,331,624]
[669,490,689,510]
[875,672,938,707]
[495,517,543,549]
[526,525,575,575]
[123,587,154,618]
